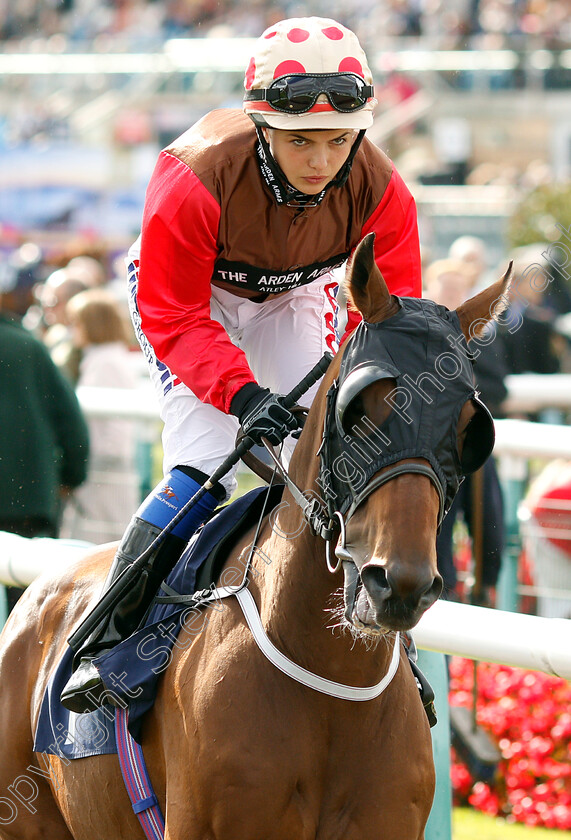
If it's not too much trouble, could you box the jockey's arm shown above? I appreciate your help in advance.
[135,152,257,415]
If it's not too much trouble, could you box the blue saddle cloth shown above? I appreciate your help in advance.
[34,485,283,757]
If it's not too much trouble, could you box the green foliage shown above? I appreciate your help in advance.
[506,183,571,249]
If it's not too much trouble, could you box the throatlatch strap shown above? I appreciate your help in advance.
[115,707,165,840]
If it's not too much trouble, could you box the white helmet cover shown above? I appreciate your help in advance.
[243,17,376,130]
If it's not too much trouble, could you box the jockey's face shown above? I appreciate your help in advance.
[262,127,358,195]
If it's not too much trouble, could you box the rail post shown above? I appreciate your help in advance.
[496,453,527,612]
[419,650,453,840]
[0,586,7,628]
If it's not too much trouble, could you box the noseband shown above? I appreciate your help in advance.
[324,461,445,572]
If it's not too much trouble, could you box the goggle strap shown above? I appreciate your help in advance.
[244,86,374,103]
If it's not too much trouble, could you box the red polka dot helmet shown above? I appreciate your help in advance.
[243,17,376,130]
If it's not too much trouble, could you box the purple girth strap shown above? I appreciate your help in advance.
[115,706,165,840]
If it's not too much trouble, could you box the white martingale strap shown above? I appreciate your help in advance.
[232,586,401,701]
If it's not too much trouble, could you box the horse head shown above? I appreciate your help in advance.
[316,233,512,636]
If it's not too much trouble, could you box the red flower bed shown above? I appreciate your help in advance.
[448,657,571,829]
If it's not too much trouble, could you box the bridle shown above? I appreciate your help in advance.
[341,462,445,524]
[260,412,447,577]
[315,366,450,574]
[323,462,445,574]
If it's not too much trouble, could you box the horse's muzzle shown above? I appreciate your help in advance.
[350,560,442,633]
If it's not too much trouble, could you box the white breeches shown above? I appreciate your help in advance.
[139,279,340,498]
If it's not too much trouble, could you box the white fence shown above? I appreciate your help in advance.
[3,375,571,673]
[502,373,571,415]
[0,530,570,680]
[74,373,571,423]
[415,599,571,679]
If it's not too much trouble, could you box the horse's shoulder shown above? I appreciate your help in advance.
[64,541,118,587]
[0,543,118,716]
[35,541,118,624]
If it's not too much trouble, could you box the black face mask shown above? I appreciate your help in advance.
[318,297,495,526]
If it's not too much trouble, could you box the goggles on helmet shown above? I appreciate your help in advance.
[244,73,374,115]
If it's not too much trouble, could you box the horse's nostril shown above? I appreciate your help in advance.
[361,563,442,612]
[419,575,443,609]
[360,565,391,602]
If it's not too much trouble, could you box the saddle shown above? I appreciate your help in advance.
[34,485,285,755]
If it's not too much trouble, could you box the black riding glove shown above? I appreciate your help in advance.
[230,383,300,447]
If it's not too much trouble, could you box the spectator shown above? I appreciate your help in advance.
[423,257,474,309]
[520,459,571,620]
[448,234,491,292]
[65,255,107,289]
[0,279,89,612]
[424,257,508,604]
[35,266,89,383]
[0,242,44,320]
[61,288,140,544]
[499,245,563,378]
[445,239,511,411]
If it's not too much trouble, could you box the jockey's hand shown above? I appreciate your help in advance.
[231,384,300,447]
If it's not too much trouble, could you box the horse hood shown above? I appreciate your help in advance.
[320,297,495,523]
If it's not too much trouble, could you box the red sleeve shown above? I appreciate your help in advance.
[342,165,421,339]
[137,152,256,413]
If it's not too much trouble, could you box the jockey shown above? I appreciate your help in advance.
[61,16,422,713]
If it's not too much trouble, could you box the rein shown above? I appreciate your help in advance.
[260,438,334,541]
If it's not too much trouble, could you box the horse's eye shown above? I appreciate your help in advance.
[343,395,365,434]
[344,394,393,440]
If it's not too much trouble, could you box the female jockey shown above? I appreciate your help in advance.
[61,16,422,712]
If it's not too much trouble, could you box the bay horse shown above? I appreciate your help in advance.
[0,235,510,840]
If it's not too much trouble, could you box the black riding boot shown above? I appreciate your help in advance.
[60,518,187,714]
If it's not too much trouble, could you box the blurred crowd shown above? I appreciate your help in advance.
[0,237,143,604]
[1,0,569,51]
[422,233,571,607]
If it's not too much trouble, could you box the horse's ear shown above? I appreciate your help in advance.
[346,233,394,323]
[455,261,514,341]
